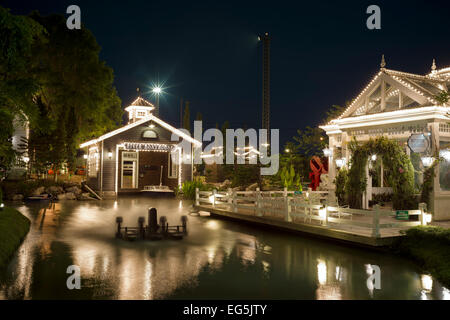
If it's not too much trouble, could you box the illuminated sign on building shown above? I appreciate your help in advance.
[124,142,175,152]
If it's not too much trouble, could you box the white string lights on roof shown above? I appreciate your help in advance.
[391,75,439,105]
[336,71,384,121]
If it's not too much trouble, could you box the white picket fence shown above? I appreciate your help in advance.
[195,188,430,238]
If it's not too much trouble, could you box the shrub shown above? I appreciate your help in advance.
[0,208,31,267]
[334,168,348,206]
[393,226,450,288]
[181,180,205,200]
[231,165,259,188]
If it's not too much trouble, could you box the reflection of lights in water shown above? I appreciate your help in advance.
[442,287,450,300]
[73,245,98,277]
[421,290,428,300]
[206,220,219,230]
[316,261,342,300]
[113,201,118,210]
[119,260,132,299]
[421,274,433,292]
[179,200,182,209]
[102,255,110,275]
[143,260,153,300]
[317,260,327,285]
[335,266,342,281]
[262,261,270,273]
[207,247,216,264]
[365,264,374,297]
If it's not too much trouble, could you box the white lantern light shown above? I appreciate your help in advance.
[371,154,377,161]
[108,152,113,159]
[335,158,346,168]
[323,148,332,157]
[421,156,434,167]
[440,150,450,162]
[83,154,88,159]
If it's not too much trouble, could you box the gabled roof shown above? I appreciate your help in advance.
[334,68,448,122]
[80,114,201,148]
[124,96,155,112]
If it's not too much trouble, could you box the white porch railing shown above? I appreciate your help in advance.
[195,188,430,238]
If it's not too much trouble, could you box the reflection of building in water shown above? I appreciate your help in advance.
[36,202,62,257]
[68,231,237,299]
[315,259,343,300]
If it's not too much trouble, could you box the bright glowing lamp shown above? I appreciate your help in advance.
[285,148,290,153]
[149,123,155,129]
[421,274,433,292]
[441,150,450,162]
[83,154,88,159]
[371,154,377,161]
[335,158,346,168]
[108,152,113,159]
[319,207,327,220]
[421,156,434,167]
[323,148,332,157]
[152,87,162,94]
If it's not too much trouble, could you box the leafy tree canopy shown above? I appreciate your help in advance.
[27,13,122,172]
[0,6,45,176]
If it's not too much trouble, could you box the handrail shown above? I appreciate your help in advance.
[194,187,430,237]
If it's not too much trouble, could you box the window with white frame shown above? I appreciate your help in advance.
[88,148,99,177]
[168,150,179,179]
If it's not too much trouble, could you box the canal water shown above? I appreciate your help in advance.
[0,197,448,300]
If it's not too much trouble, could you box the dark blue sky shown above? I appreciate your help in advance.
[4,0,450,145]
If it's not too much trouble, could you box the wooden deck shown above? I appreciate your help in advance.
[194,204,406,248]
[194,188,430,248]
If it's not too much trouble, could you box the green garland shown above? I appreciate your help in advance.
[345,136,416,210]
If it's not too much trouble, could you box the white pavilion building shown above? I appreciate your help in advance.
[321,57,450,220]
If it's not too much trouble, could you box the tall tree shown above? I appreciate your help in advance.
[0,6,45,178]
[28,13,122,175]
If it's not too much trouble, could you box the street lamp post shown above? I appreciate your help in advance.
[152,87,162,117]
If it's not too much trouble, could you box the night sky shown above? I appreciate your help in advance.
[4,0,450,145]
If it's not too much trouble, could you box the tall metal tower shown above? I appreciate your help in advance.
[261,32,271,143]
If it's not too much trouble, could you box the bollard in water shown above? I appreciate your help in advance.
[148,208,158,233]
[181,215,188,234]
[159,216,167,233]
[115,216,123,238]
[138,216,145,239]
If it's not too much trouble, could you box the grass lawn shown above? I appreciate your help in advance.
[392,226,450,288]
[0,207,31,268]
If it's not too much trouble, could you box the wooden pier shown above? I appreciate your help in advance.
[194,188,431,248]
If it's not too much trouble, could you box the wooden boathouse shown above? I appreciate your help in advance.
[80,95,201,198]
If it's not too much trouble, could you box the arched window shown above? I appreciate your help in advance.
[142,130,158,139]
